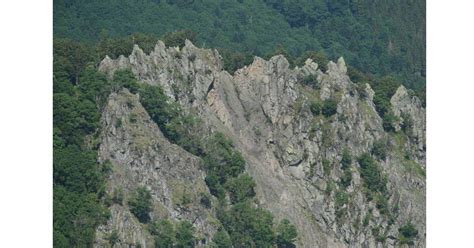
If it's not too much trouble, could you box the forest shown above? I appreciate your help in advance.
[54,0,425,91]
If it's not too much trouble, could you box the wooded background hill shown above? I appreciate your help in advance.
[54,0,425,91]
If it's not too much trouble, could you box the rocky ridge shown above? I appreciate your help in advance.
[96,40,426,247]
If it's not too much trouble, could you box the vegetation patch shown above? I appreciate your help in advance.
[321,99,338,117]
[398,222,419,245]
[128,186,153,223]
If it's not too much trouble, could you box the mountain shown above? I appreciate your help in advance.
[53,0,425,90]
[84,40,425,247]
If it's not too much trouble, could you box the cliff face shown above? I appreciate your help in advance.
[96,40,425,247]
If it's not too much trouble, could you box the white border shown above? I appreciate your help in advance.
[0,1,52,247]
[428,0,474,247]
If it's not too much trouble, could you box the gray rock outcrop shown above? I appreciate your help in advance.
[96,40,426,248]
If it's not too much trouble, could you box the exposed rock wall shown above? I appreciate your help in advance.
[94,90,218,247]
[97,40,426,247]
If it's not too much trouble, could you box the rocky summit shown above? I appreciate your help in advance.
[95,40,425,248]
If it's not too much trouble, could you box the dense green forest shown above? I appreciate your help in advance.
[54,0,425,90]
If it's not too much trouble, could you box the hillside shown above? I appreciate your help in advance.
[53,40,425,247]
[53,0,425,90]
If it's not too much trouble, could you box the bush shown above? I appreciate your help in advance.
[107,230,119,246]
[175,221,195,248]
[357,153,387,194]
[382,112,398,132]
[224,174,256,204]
[322,99,338,117]
[335,190,349,208]
[128,187,153,223]
[340,169,352,189]
[322,159,331,176]
[398,222,418,245]
[150,220,175,248]
[205,174,226,199]
[375,194,389,215]
[275,219,298,248]
[341,149,352,169]
[372,139,388,160]
[220,201,275,248]
[301,74,319,89]
[372,76,401,117]
[309,100,321,115]
[199,192,212,209]
[212,228,232,248]
[112,69,140,94]
[203,133,245,198]
[139,84,203,155]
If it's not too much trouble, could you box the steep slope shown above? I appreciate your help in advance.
[95,90,218,247]
[98,41,425,247]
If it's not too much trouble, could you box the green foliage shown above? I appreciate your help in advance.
[53,186,110,247]
[53,41,114,245]
[265,44,295,67]
[54,146,106,194]
[382,112,398,132]
[138,84,204,155]
[149,219,175,248]
[219,48,254,74]
[53,38,95,84]
[107,230,120,246]
[97,32,160,59]
[341,149,352,169]
[54,0,425,91]
[363,214,371,227]
[322,159,331,176]
[335,190,349,220]
[340,169,353,189]
[322,99,338,117]
[372,139,388,160]
[203,133,246,198]
[128,187,153,223]
[295,51,329,72]
[224,174,256,204]
[372,76,401,117]
[400,112,414,136]
[53,93,100,145]
[199,192,212,209]
[357,153,387,194]
[335,190,349,208]
[375,194,389,215]
[398,222,419,245]
[212,228,233,248]
[112,69,141,94]
[275,219,298,248]
[162,29,197,48]
[175,221,196,248]
[309,100,321,115]
[301,74,319,89]
[220,201,276,248]
[339,149,353,188]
